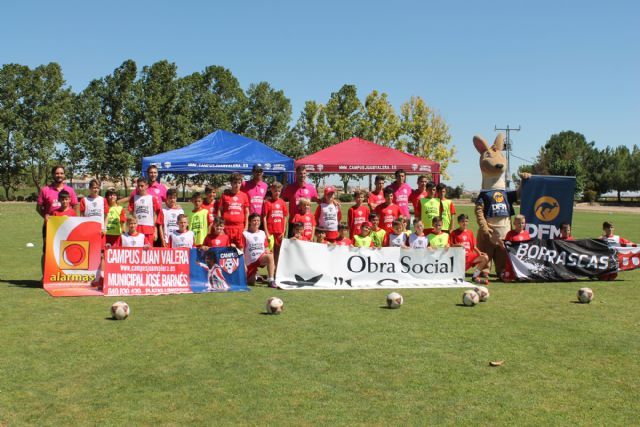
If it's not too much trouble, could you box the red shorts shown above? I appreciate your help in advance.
[465,251,479,271]
[105,234,120,247]
[225,225,244,248]
[247,258,263,278]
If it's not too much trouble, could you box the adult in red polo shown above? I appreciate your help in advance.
[130,165,167,202]
[282,165,319,237]
[241,164,268,215]
[37,165,79,270]
[385,169,412,218]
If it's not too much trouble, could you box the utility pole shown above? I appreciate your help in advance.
[494,125,521,188]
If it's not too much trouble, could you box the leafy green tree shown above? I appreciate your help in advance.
[0,64,29,198]
[532,131,596,195]
[20,63,71,191]
[70,82,109,182]
[325,84,364,192]
[605,145,634,202]
[136,60,192,167]
[97,60,140,191]
[399,96,455,179]
[181,66,247,140]
[242,82,292,147]
[360,90,400,147]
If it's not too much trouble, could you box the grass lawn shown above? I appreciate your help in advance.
[1,202,639,426]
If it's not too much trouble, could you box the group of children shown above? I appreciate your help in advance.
[51,173,637,287]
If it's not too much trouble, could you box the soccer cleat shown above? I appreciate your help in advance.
[268,280,278,289]
[473,277,489,285]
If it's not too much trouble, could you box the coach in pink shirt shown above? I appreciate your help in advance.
[241,164,269,215]
[37,165,79,220]
[130,165,167,202]
[386,169,413,218]
[37,165,79,272]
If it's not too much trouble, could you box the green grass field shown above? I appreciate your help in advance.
[1,202,639,426]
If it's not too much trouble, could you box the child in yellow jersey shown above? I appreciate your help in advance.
[105,188,126,247]
[187,192,210,247]
[427,216,449,248]
[368,213,386,248]
[353,222,374,248]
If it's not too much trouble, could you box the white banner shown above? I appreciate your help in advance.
[276,240,467,290]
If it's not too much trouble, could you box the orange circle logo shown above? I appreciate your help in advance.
[534,196,560,221]
[493,192,505,203]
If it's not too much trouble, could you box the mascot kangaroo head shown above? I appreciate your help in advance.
[474,134,507,190]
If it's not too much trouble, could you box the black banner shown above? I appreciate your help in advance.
[505,239,618,281]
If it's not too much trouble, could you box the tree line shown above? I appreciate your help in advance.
[0,60,454,199]
[520,131,640,202]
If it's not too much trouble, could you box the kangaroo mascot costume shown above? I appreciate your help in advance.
[473,134,529,278]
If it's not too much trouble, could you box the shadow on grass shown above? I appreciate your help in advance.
[1,278,42,289]
[378,306,400,310]
[455,303,476,308]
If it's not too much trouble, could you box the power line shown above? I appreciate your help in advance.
[511,153,535,163]
[494,125,521,188]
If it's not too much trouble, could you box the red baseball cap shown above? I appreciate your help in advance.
[324,185,336,195]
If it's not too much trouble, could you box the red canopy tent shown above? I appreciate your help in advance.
[295,137,440,184]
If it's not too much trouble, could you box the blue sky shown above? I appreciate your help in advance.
[2,0,638,190]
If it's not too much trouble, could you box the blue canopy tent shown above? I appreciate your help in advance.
[141,130,295,181]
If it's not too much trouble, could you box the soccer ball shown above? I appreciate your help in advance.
[577,287,594,304]
[386,292,404,309]
[462,290,480,307]
[473,286,490,302]
[266,297,284,314]
[111,301,130,320]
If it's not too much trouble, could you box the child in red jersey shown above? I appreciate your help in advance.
[263,181,288,263]
[111,216,152,248]
[51,190,77,217]
[348,190,370,239]
[202,217,232,250]
[449,214,489,283]
[315,186,341,242]
[128,178,162,244]
[601,221,637,247]
[290,198,315,241]
[242,214,276,287]
[332,223,353,247]
[367,175,386,211]
[202,185,217,224]
[289,222,305,241]
[558,223,574,240]
[217,173,250,248]
[501,214,531,282]
[169,214,195,248]
[374,187,401,234]
[315,228,328,244]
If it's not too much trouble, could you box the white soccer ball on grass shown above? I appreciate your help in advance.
[462,290,480,307]
[577,287,594,304]
[473,286,490,302]
[266,297,284,314]
[111,301,130,320]
[386,292,404,309]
